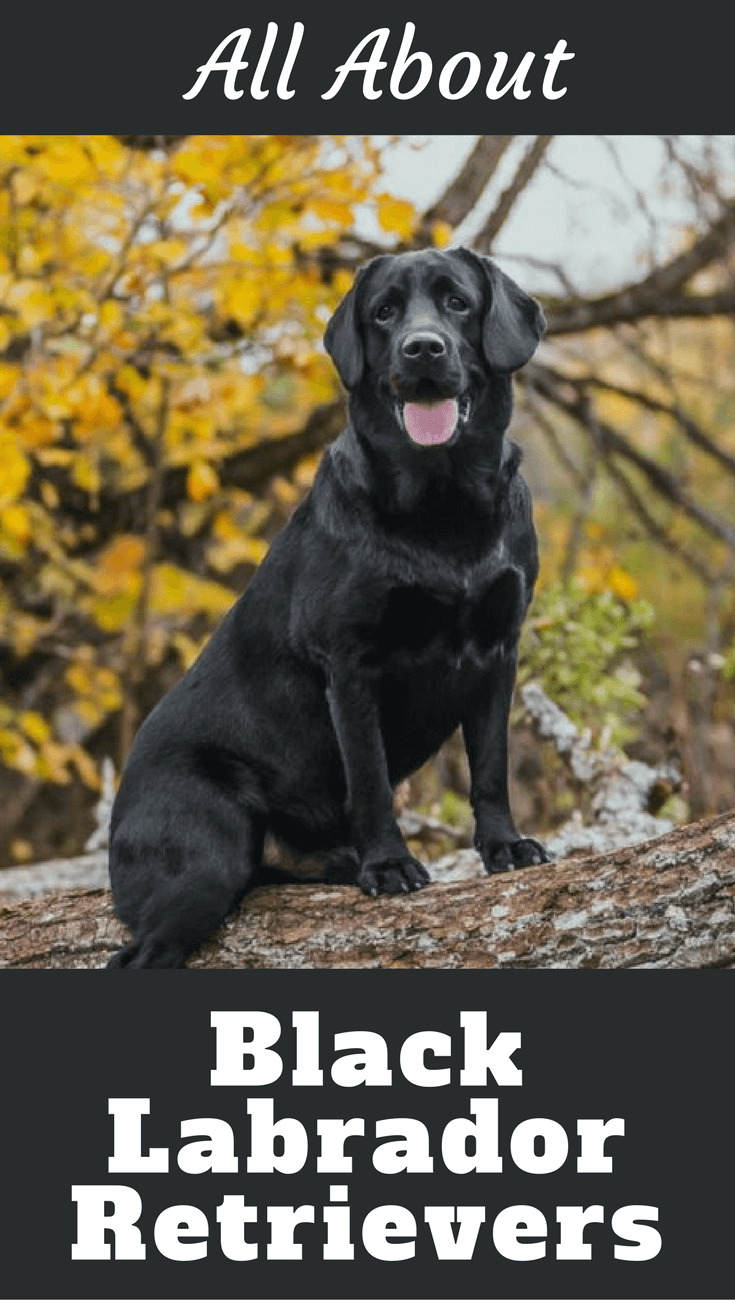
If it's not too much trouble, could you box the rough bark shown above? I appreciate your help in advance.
[1,811,734,970]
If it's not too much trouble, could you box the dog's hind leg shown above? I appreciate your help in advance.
[107,802,265,968]
[255,845,360,888]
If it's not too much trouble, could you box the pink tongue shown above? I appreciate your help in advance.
[403,399,458,446]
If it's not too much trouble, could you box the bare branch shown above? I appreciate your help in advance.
[414,135,514,244]
[473,135,554,251]
[597,135,660,250]
[601,449,717,586]
[580,374,735,477]
[660,135,727,219]
[501,251,580,296]
[546,197,735,335]
[526,363,735,553]
[562,446,601,581]
[524,393,588,489]
[548,287,735,334]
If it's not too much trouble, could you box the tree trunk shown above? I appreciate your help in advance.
[1,811,734,970]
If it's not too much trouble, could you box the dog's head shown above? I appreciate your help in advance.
[324,248,545,450]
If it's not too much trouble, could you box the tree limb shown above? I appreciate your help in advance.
[546,195,735,334]
[579,374,735,477]
[2,811,734,968]
[414,135,514,244]
[527,363,735,553]
[548,288,735,334]
[473,135,554,251]
[600,453,716,586]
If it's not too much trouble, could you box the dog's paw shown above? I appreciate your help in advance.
[479,836,553,875]
[357,853,430,897]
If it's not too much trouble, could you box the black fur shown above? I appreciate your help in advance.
[107,247,551,968]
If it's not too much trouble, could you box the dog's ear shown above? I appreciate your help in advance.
[457,249,545,372]
[324,269,365,391]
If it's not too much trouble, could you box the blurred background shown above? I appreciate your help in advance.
[0,133,734,869]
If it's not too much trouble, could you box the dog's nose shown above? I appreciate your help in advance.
[401,331,446,359]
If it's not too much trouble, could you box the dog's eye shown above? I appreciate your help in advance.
[447,294,468,312]
[374,303,395,323]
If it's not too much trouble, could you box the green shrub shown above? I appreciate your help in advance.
[518,580,654,747]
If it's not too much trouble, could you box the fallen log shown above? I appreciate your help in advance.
[1,810,734,969]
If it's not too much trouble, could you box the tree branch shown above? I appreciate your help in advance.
[599,452,716,586]
[414,135,514,244]
[473,135,553,251]
[546,196,735,334]
[527,363,735,553]
[2,811,734,968]
[578,374,735,477]
[548,288,735,334]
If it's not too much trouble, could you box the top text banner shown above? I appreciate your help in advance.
[0,2,729,132]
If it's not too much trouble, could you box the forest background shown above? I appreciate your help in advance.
[0,133,733,869]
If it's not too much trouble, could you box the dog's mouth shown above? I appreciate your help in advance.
[396,394,472,447]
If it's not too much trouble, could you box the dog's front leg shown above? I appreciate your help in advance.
[463,650,551,874]
[327,669,429,896]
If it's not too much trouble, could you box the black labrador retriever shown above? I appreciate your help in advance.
[107,247,551,968]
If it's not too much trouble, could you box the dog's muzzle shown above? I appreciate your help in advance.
[390,330,469,446]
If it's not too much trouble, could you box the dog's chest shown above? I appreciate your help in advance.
[373,564,525,671]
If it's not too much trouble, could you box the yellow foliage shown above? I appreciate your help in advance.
[34,138,96,185]
[6,611,47,655]
[150,563,234,618]
[0,728,36,774]
[0,441,30,504]
[187,459,220,502]
[376,193,417,241]
[0,133,461,805]
[0,363,17,397]
[207,531,268,574]
[88,590,139,632]
[15,415,60,449]
[40,481,59,509]
[68,744,101,790]
[608,565,640,602]
[71,454,101,495]
[18,711,51,743]
[92,536,145,595]
[171,630,206,671]
[271,476,299,508]
[34,738,74,783]
[65,661,122,715]
[430,221,454,248]
[219,276,263,327]
[1,503,32,546]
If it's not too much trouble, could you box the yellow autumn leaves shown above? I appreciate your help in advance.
[0,135,424,805]
[87,534,235,634]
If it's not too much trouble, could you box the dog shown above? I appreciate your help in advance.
[107,246,551,968]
